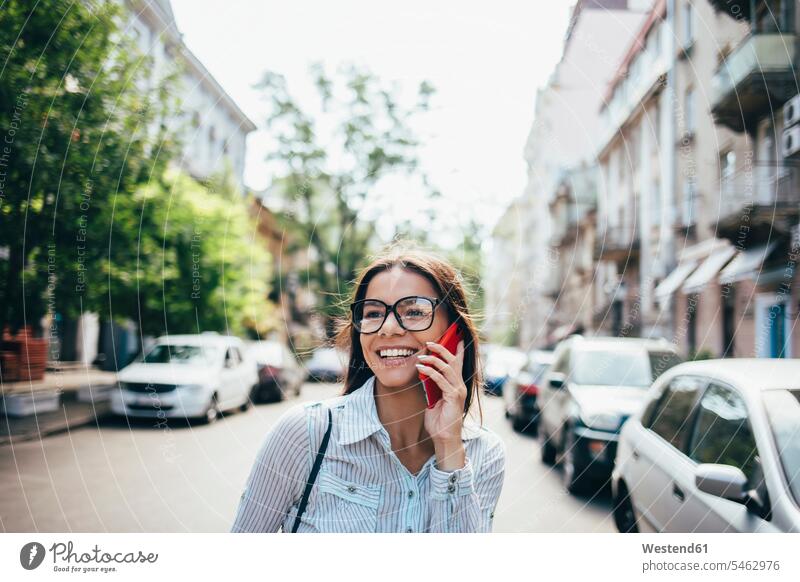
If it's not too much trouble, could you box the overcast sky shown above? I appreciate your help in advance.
[169,0,575,240]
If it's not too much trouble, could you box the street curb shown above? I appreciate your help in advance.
[0,404,112,447]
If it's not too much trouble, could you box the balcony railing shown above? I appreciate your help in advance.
[715,162,800,243]
[594,222,639,262]
[711,33,797,132]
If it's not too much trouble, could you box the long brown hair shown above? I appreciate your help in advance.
[333,243,484,418]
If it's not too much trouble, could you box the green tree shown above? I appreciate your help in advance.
[257,64,435,337]
[107,169,276,337]
[0,0,176,335]
[445,218,487,322]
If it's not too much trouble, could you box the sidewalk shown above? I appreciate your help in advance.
[0,367,117,446]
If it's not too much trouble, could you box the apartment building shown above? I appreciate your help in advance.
[507,0,650,349]
[700,0,800,357]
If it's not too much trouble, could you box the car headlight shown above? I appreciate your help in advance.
[579,411,621,431]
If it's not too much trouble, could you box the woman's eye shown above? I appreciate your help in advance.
[364,311,383,319]
[405,309,424,317]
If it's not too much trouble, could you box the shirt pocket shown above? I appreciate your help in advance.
[312,470,382,533]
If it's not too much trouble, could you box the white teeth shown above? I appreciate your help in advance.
[379,348,416,358]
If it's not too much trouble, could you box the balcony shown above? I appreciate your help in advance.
[714,162,800,245]
[593,223,640,264]
[711,33,798,133]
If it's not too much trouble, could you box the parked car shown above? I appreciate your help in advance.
[111,334,258,424]
[247,340,306,403]
[504,350,555,433]
[306,347,347,383]
[538,335,682,494]
[481,344,527,396]
[612,359,800,533]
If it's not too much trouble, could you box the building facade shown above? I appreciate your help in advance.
[496,0,799,360]
[511,0,650,350]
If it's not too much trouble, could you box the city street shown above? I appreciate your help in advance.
[0,383,615,533]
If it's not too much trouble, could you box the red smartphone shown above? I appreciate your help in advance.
[419,322,464,409]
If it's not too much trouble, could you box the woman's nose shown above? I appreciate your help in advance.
[380,310,405,334]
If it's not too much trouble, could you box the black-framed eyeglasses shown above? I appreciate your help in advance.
[350,295,442,334]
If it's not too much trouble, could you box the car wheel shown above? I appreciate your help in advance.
[201,393,220,424]
[560,428,588,495]
[540,428,557,465]
[239,394,252,412]
[613,481,640,533]
[511,414,528,433]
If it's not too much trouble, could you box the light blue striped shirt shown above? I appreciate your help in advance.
[231,375,505,533]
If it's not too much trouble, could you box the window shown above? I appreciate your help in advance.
[687,292,699,355]
[682,177,697,226]
[762,389,800,506]
[551,347,570,375]
[688,383,759,486]
[721,150,736,179]
[755,0,793,33]
[722,284,736,357]
[684,88,695,134]
[225,347,241,368]
[572,349,652,387]
[648,375,704,450]
[682,2,694,47]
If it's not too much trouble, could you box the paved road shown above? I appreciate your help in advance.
[0,383,614,532]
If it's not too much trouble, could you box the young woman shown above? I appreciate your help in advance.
[231,246,505,532]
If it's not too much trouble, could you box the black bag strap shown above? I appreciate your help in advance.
[291,406,333,533]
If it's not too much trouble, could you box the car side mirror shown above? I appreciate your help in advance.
[695,463,747,502]
[549,372,566,390]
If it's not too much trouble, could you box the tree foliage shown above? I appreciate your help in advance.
[257,64,435,336]
[107,170,276,337]
[0,0,175,334]
[0,1,274,341]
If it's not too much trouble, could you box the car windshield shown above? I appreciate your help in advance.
[762,389,800,507]
[313,349,342,364]
[572,349,653,387]
[142,344,217,365]
[248,343,283,365]
[528,362,551,383]
[649,351,683,379]
[486,349,527,376]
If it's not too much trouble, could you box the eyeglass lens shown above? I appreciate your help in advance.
[353,296,435,333]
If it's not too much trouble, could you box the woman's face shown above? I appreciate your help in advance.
[359,267,450,390]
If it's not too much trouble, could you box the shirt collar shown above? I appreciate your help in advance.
[337,375,484,445]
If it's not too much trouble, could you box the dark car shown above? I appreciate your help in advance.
[247,340,306,403]
[504,350,555,433]
[537,335,682,495]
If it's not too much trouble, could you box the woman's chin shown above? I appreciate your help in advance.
[374,366,419,389]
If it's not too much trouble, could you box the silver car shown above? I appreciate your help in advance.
[612,359,800,533]
[538,335,682,494]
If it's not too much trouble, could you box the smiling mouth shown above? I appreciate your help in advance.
[376,348,420,362]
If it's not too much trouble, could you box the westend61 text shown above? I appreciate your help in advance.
[49,541,159,564]
[642,543,708,554]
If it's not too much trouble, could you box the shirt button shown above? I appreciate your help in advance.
[406,527,413,533]
[407,490,414,499]
[347,485,357,493]
[449,473,458,484]
[447,484,456,493]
